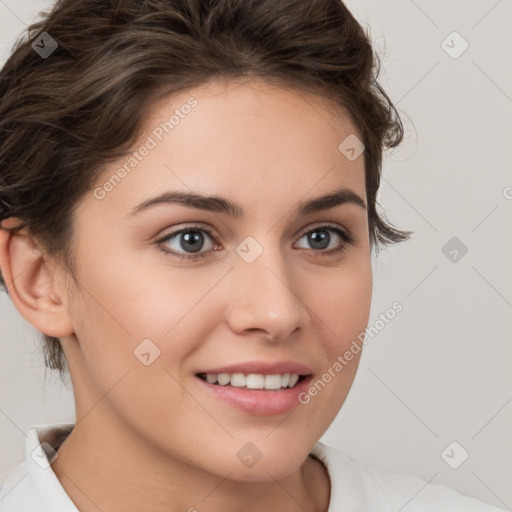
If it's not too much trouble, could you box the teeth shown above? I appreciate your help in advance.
[200,372,302,389]
[264,374,282,390]
[230,373,246,387]
[217,373,230,386]
[206,374,218,384]
[246,374,265,389]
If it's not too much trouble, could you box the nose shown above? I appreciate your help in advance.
[226,245,311,342]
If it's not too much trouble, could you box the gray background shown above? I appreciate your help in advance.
[1,0,511,508]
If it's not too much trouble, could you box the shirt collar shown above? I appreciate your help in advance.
[26,423,78,511]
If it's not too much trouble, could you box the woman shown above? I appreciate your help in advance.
[0,0,506,510]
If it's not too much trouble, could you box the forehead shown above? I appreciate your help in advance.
[88,78,366,219]
[145,77,359,148]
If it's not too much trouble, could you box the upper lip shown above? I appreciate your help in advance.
[196,360,313,376]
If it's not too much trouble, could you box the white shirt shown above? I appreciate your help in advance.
[0,423,506,511]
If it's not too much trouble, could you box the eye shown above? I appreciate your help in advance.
[156,224,219,261]
[155,222,353,261]
[294,223,353,257]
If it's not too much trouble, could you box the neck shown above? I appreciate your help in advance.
[51,413,330,512]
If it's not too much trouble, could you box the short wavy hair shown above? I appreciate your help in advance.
[0,0,410,379]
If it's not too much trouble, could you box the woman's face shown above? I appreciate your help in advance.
[61,78,372,480]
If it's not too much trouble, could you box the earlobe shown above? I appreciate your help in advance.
[0,220,75,337]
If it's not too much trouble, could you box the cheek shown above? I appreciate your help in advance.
[311,259,372,351]
[301,257,372,411]
[68,252,225,376]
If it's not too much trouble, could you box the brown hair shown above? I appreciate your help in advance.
[0,0,410,380]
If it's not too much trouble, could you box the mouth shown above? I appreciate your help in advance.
[194,363,314,416]
[196,372,308,390]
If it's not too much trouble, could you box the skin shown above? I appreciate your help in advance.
[0,78,372,512]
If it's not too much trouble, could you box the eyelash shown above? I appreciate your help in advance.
[155,223,354,262]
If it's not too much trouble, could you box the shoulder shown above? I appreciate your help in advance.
[0,461,46,512]
[311,442,507,511]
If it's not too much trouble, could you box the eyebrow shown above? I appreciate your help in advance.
[128,186,366,218]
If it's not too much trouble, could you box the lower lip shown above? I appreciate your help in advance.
[195,375,313,416]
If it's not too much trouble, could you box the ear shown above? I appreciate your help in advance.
[0,218,75,338]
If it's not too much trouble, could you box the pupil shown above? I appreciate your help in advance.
[181,231,203,253]
[309,230,329,250]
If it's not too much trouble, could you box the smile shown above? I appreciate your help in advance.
[197,372,303,390]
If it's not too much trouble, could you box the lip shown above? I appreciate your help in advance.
[194,360,314,416]
[195,360,312,376]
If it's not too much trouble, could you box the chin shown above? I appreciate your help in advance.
[222,452,308,483]
[202,436,314,482]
